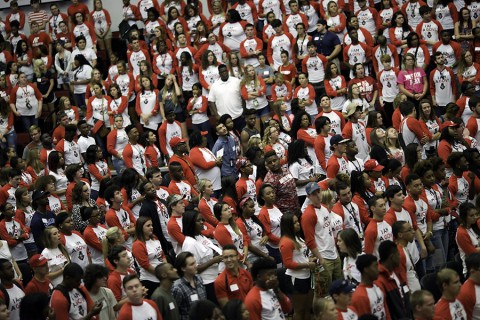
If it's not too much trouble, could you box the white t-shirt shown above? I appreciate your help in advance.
[208,77,243,120]
[182,236,221,284]
[289,159,314,196]
[41,247,68,286]
[72,65,93,94]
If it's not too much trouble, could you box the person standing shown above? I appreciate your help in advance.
[434,268,467,319]
[351,254,390,319]
[411,290,436,320]
[364,196,393,257]
[244,257,292,320]
[50,263,102,320]
[301,182,341,296]
[376,240,412,319]
[458,252,480,320]
[429,52,457,117]
[118,274,162,320]
[263,151,299,216]
[151,263,181,320]
[214,244,253,307]
[208,64,244,132]
[392,221,421,292]
[329,279,358,319]
[171,251,207,320]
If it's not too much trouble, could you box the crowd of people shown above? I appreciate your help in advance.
[2,0,480,319]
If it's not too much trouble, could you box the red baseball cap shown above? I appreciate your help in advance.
[169,137,186,148]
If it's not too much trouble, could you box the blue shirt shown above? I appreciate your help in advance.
[212,135,237,177]
[311,30,341,57]
[30,210,56,252]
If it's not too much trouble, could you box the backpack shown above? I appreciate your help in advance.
[53,284,87,310]
[0,281,23,308]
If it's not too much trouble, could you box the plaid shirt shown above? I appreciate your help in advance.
[171,276,207,320]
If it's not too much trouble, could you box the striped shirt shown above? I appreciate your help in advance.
[28,10,48,29]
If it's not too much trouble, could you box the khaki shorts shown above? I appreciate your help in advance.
[96,28,112,40]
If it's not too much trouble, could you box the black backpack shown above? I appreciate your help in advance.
[53,284,87,310]
[0,281,23,308]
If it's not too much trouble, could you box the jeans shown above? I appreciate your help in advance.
[90,189,99,201]
[431,228,448,270]
[0,130,17,149]
[112,158,126,175]
[311,82,326,106]
[233,116,246,134]
[20,116,38,132]
[267,245,282,267]
[192,121,214,149]
[74,93,86,110]
[94,132,109,160]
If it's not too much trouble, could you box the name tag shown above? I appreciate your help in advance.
[190,294,199,302]
[230,284,239,291]
[314,37,319,40]
[279,174,293,184]
[263,71,269,76]
[169,302,175,310]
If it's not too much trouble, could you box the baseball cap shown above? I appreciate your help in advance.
[440,120,460,131]
[164,104,175,114]
[364,159,384,172]
[317,19,328,26]
[236,157,249,170]
[167,194,184,207]
[169,137,186,148]
[329,279,356,296]
[330,134,350,146]
[346,103,363,117]
[32,190,49,201]
[29,254,48,268]
[305,182,320,195]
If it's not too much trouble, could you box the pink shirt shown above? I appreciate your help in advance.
[397,67,426,94]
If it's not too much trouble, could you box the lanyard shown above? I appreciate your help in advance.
[344,203,362,236]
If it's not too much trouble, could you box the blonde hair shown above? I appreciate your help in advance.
[247,136,263,150]
[240,64,258,87]
[437,268,458,290]
[313,297,334,318]
[26,149,45,174]
[42,226,71,261]
[33,59,44,78]
[393,93,407,110]
[198,179,211,198]
[262,125,276,147]
[320,190,335,207]
[58,96,72,110]
[101,226,121,258]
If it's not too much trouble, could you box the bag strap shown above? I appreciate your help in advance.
[0,283,9,309]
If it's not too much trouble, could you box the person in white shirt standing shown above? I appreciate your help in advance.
[429,52,457,117]
[9,72,43,131]
[208,64,244,133]
[267,19,294,71]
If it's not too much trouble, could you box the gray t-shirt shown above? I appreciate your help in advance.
[151,286,181,320]
[89,287,117,320]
